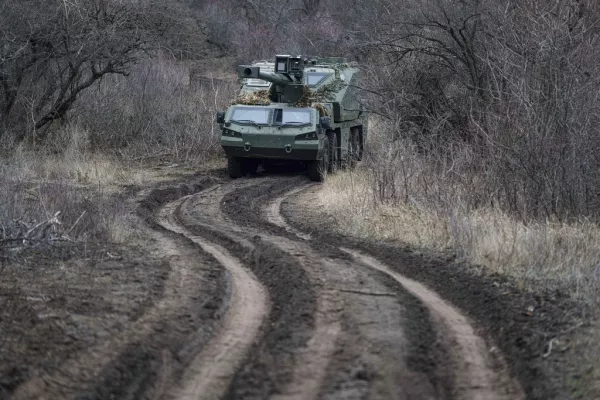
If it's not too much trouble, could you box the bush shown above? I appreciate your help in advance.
[68,56,237,162]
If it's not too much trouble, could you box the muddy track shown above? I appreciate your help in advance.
[7,173,529,399]
[157,196,268,400]
[8,181,228,400]
[153,174,524,399]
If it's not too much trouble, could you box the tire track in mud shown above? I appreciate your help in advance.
[10,185,226,400]
[172,180,319,399]
[342,249,521,400]
[219,178,447,398]
[259,237,344,400]
[6,172,559,399]
[64,173,524,400]
[157,196,268,400]
[259,235,437,400]
[178,180,344,399]
[265,184,314,241]
[264,182,525,400]
[186,179,414,399]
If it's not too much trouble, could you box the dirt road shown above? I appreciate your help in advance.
[151,174,524,399]
[5,172,536,399]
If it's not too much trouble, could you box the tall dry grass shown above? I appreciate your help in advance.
[0,123,147,248]
[1,55,235,251]
[69,55,237,163]
[319,117,600,303]
[317,117,600,398]
[0,158,128,248]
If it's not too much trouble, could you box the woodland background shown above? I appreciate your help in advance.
[2,0,600,300]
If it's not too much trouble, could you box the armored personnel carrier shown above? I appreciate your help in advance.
[216,55,367,181]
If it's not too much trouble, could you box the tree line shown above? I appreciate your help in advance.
[2,0,600,219]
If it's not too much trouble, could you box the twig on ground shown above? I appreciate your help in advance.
[25,211,62,238]
[67,210,87,235]
[542,338,554,358]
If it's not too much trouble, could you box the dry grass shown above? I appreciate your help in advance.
[319,167,600,300]
[70,55,237,163]
[0,128,144,249]
[7,148,149,189]
[317,116,600,302]
[1,55,232,249]
[320,162,600,398]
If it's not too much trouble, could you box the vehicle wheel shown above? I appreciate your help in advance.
[308,137,330,182]
[244,159,259,175]
[227,156,244,178]
[327,131,339,173]
[347,128,360,169]
[357,127,364,161]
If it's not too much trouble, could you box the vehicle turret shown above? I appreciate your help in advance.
[238,55,305,103]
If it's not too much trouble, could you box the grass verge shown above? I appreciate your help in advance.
[320,168,600,301]
[318,167,600,398]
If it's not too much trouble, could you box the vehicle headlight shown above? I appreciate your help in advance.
[295,131,318,140]
[222,129,242,137]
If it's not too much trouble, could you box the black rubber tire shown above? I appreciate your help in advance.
[308,137,330,182]
[347,128,360,169]
[227,156,244,179]
[327,131,339,173]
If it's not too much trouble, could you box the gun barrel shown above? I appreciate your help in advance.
[238,66,295,86]
[258,71,290,86]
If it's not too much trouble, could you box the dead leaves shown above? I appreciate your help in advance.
[232,79,345,117]
[233,90,271,105]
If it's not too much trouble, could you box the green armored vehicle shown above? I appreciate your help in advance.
[216,55,367,181]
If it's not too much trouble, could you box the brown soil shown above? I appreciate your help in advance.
[282,180,590,400]
[0,167,587,400]
[157,196,268,399]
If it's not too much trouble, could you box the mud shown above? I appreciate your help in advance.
[216,175,521,399]
[1,168,584,400]
[282,182,588,400]
[175,190,318,399]
[2,178,228,400]
[158,197,269,400]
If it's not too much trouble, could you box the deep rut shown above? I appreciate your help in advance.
[157,196,268,400]
[164,175,524,399]
[6,174,530,400]
[267,186,524,399]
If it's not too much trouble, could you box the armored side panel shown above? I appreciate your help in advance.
[304,62,362,123]
[340,69,362,121]
[333,66,362,122]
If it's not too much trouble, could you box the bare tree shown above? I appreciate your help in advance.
[0,0,171,143]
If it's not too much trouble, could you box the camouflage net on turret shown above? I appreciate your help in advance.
[233,90,271,105]
[293,80,346,116]
[231,78,346,117]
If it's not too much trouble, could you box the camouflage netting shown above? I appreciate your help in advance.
[293,80,346,116]
[232,78,346,117]
[313,103,328,117]
[296,80,345,106]
[233,90,271,105]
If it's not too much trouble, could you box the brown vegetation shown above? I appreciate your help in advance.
[1,0,600,397]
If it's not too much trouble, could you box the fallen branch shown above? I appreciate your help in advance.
[25,211,62,239]
[67,210,86,235]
